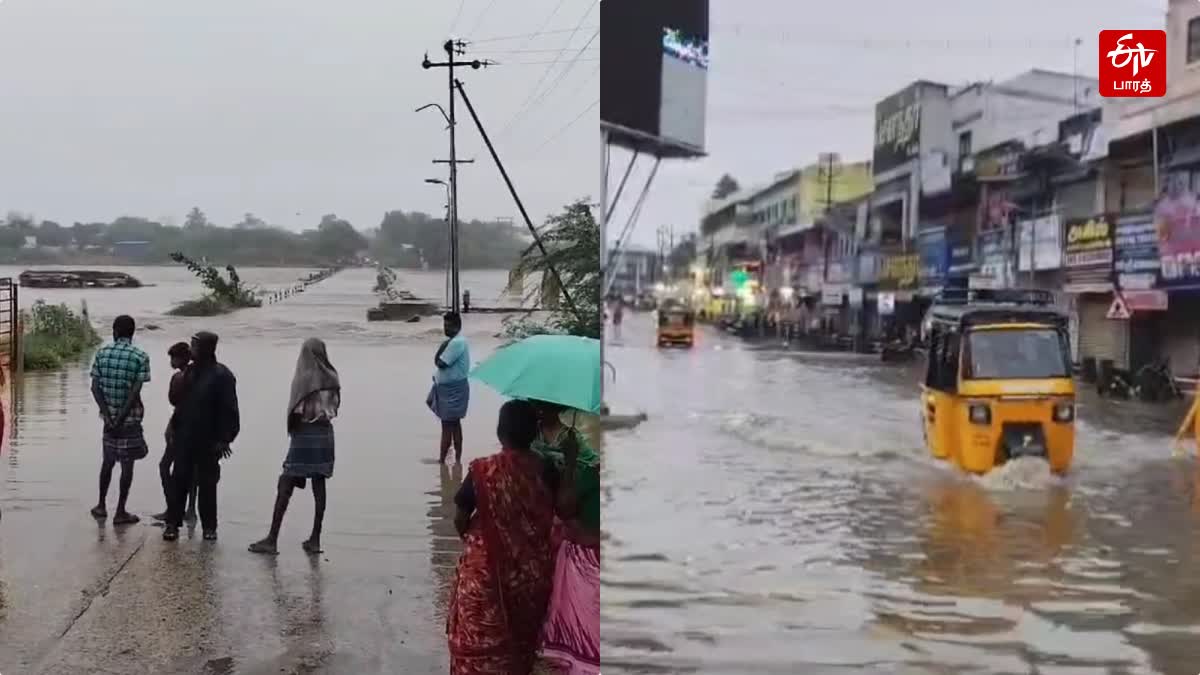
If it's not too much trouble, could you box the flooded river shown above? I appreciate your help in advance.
[604,313,1200,675]
[0,265,519,673]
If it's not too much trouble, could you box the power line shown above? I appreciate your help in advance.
[467,25,599,43]
[511,0,571,53]
[492,57,599,66]
[503,62,598,140]
[522,28,598,114]
[498,1,597,140]
[463,0,499,38]
[471,46,597,55]
[448,0,468,35]
[530,98,597,156]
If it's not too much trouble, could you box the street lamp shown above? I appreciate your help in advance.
[426,178,454,308]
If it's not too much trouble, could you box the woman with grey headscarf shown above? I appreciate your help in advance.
[249,337,340,555]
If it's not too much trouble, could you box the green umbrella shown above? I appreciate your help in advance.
[470,334,601,413]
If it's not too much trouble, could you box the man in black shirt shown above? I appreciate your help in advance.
[163,331,240,542]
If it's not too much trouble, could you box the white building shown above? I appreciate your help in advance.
[869,70,1099,244]
[1106,0,1200,145]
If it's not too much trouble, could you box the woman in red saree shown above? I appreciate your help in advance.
[448,400,558,675]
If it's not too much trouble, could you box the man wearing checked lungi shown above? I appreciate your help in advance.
[89,314,151,525]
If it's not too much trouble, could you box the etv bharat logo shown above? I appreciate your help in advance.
[1099,30,1166,98]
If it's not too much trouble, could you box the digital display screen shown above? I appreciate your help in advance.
[601,0,708,156]
[662,28,709,69]
[659,26,708,151]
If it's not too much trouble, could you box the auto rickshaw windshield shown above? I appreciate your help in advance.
[962,328,1070,380]
[659,310,692,327]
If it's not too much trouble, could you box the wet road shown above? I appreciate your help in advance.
[603,312,1200,675]
[0,266,519,674]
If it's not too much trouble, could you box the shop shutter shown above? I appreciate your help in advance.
[1164,295,1200,377]
[1077,295,1129,369]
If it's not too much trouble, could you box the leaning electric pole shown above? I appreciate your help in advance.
[423,40,490,314]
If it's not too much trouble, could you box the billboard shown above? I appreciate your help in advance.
[873,85,921,174]
[1153,178,1200,289]
[601,0,709,157]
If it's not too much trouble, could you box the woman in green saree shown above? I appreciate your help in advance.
[530,400,600,675]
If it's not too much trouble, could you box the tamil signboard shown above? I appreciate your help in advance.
[974,142,1023,181]
[1124,290,1168,311]
[1063,215,1114,291]
[826,260,850,285]
[873,85,921,175]
[976,229,1013,288]
[822,284,847,306]
[948,228,976,275]
[917,226,949,291]
[847,286,864,307]
[857,249,880,285]
[1153,180,1200,289]
[1017,215,1062,272]
[878,291,896,315]
[1064,216,1114,268]
[1113,212,1160,290]
[878,253,919,291]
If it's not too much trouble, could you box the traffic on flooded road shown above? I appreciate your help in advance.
[603,312,1199,675]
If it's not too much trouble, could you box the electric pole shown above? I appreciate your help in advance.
[423,41,492,314]
[817,152,841,215]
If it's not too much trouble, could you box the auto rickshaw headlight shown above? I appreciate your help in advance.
[968,403,991,425]
[1053,401,1075,423]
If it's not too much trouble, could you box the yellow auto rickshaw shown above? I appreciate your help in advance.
[656,301,695,348]
[921,288,1075,474]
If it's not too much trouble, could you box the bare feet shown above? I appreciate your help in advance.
[90,505,107,519]
[113,512,140,526]
[248,538,278,555]
[302,539,322,555]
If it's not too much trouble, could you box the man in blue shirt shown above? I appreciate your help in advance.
[89,314,151,525]
[428,312,470,464]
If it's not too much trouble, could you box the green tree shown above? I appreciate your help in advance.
[235,212,267,229]
[0,226,26,249]
[5,211,35,231]
[314,214,368,262]
[185,207,210,230]
[504,199,600,339]
[668,233,698,278]
[36,220,71,247]
[71,222,105,247]
[712,173,740,200]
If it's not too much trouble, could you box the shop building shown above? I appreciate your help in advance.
[1062,215,1119,369]
[1102,0,1200,378]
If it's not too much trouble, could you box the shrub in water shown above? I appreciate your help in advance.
[22,300,101,371]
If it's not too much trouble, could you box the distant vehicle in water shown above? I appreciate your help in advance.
[656,301,694,348]
[921,288,1075,475]
[19,270,143,289]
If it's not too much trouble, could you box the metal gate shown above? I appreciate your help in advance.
[0,278,17,371]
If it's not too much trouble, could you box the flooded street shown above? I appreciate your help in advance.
[603,313,1200,675]
[0,266,516,674]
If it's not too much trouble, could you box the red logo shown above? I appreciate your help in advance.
[1099,30,1166,97]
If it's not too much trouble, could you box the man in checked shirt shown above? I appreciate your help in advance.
[89,314,151,525]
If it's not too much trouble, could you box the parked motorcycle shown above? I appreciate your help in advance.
[1134,359,1182,402]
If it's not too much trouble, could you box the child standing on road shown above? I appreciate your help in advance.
[153,342,197,524]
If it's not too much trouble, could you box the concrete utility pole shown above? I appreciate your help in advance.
[422,41,493,314]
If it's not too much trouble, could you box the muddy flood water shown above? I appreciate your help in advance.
[0,265,525,674]
[603,313,1200,675]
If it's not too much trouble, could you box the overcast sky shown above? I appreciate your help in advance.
[610,0,1165,250]
[0,0,598,231]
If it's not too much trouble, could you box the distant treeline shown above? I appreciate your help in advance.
[0,207,530,269]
